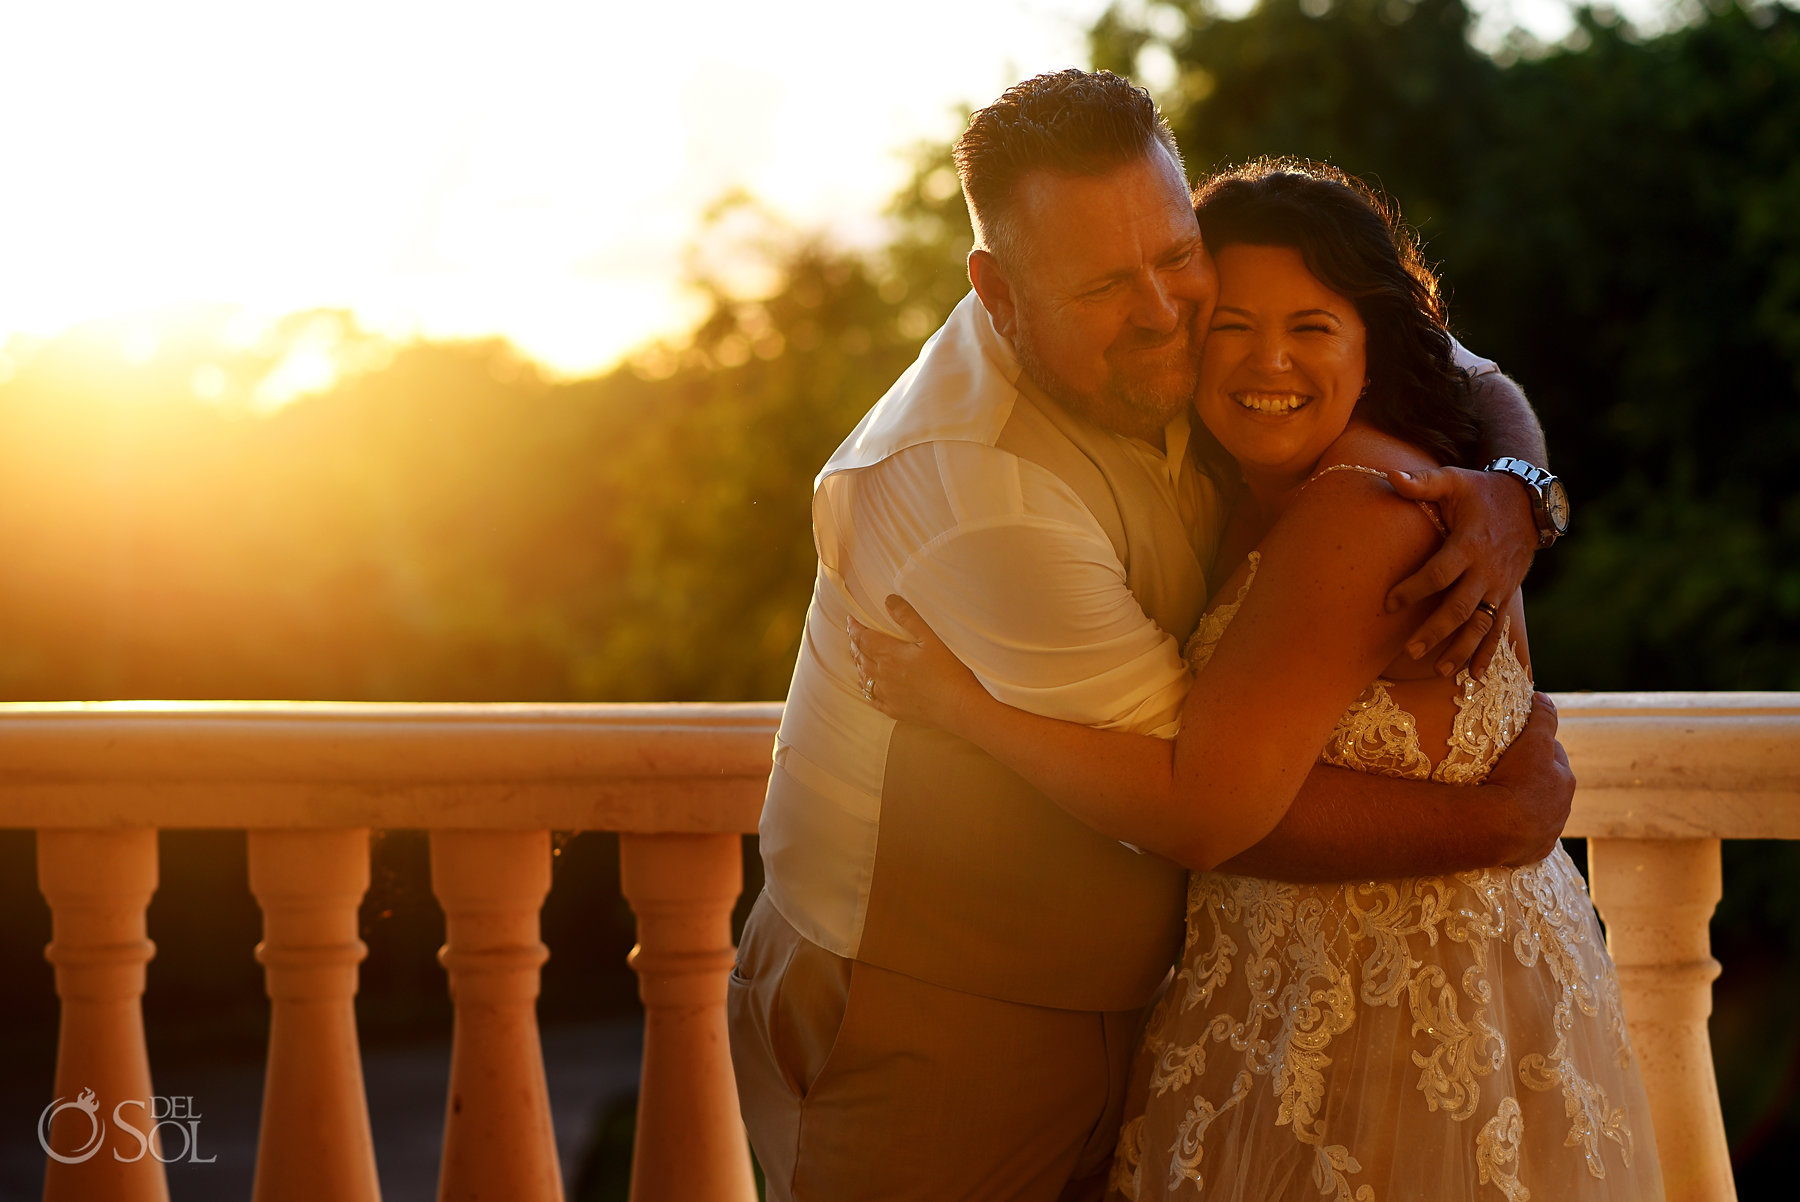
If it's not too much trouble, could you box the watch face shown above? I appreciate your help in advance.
[1545,478,1571,533]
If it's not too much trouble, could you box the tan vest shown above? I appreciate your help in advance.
[855,385,1211,1013]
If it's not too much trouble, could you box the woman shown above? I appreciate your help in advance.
[848,161,1661,1201]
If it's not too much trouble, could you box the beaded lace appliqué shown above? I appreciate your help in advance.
[1118,500,1639,1202]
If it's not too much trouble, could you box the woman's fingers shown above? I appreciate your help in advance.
[846,602,936,718]
[884,594,933,640]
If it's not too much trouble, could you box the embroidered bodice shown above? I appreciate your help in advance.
[1186,549,1534,786]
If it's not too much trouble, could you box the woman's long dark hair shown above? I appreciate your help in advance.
[1192,159,1481,468]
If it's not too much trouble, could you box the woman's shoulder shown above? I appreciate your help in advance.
[1312,422,1441,479]
[1272,425,1446,565]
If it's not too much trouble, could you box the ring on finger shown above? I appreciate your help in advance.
[1474,599,1499,620]
[861,678,875,702]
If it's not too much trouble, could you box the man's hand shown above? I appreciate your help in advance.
[1483,692,1575,866]
[1385,466,1537,676]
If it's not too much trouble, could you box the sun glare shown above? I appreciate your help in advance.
[0,0,1673,385]
[0,0,1116,383]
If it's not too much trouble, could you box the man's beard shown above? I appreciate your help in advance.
[1013,329,1199,442]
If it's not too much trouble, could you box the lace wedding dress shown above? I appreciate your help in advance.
[1109,519,1663,1201]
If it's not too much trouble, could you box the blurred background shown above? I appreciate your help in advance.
[0,0,1795,1197]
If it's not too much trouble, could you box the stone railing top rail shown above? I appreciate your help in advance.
[0,694,1795,837]
[0,701,782,832]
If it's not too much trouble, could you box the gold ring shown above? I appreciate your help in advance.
[1475,600,1499,619]
[862,679,875,702]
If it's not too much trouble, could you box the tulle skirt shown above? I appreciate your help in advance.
[1108,847,1663,1202]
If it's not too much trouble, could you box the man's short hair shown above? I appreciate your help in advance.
[953,69,1184,272]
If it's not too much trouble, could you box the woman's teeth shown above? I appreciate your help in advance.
[1234,391,1310,414]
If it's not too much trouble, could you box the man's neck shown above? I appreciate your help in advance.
[1115,417,1168,452]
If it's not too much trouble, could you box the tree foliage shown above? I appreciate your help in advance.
[11,3,1789,704]
[1094,0,1800,691]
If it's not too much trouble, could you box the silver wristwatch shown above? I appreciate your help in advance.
[1485,456,1569,548]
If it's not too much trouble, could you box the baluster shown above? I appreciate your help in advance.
[247,829,380,1202]
[619,833,754,1202]
[37,828,168,1202]
[431,830,562,1202]
[1588,836,1737,1202]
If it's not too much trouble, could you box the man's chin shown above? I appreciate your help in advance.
[1015,347,1192,437]
[1113,375,1198,426]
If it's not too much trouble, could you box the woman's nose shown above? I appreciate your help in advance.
[1251,331,1291,371]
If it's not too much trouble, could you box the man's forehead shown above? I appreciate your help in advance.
[1010,150,1198,277]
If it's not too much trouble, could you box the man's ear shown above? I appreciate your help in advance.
[968,249,1020,339]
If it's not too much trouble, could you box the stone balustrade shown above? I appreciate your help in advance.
[2,693,1795,1202]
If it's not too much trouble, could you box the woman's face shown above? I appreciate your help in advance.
[1195,243,1368,487]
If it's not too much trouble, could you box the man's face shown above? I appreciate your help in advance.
[997,149,1217,442]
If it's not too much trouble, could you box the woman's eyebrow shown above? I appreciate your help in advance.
[1289,308,1341,323]
[1213,304,1254,317]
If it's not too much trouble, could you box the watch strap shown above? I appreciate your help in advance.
[1484,456,1563,548]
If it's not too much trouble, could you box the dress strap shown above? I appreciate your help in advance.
[1308,463,1391,485]
[1304,463,1446,535]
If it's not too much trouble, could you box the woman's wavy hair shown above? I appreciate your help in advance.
[1192,158,1480,468]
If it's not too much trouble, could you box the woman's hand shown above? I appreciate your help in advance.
[846,596,988,734]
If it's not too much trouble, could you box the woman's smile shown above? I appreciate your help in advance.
[1232,389,1313,415]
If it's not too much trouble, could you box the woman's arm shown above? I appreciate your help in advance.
[1220,694,1573,880]
[853,471,1446,871]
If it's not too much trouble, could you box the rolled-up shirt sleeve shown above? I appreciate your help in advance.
[1449,335,1500,378]
[848,440,1191,740]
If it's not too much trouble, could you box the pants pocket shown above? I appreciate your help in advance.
[772,936,853,1102]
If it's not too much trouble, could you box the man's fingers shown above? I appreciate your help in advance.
[1401,573,1483,663]
[1532,691,1560,738]
[1470,620,1504,679]
[1433,610,1496,678]
[1385,466,1455,501]
[1386,540,1472,613]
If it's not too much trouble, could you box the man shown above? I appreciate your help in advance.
[730,70,1572,1201]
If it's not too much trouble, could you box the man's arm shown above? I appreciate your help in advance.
[1386,370,1549,675]
[1471,372,1548,466]
[845,441,1192,736]
[1219,692,1574,881]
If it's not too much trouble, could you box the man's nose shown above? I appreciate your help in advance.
[1129,274,1181,333]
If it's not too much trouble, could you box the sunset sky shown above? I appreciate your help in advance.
[1,0,1663,383]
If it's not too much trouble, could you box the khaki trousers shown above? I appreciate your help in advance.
[728,892,1144,1202]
